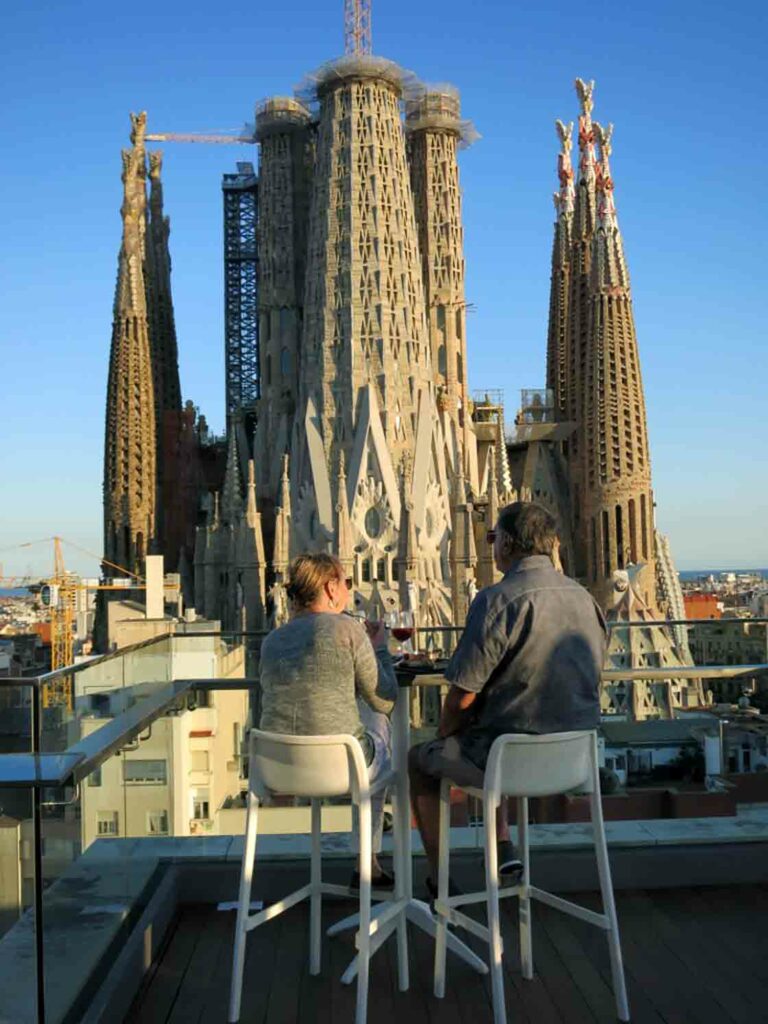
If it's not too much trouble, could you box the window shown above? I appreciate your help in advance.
[97,811,119,836]
[123,759,167,785]
[193,791,210,821]
[87,767,102,788]
[146,810,169,836]
[437,344,447,376]
[190,750,209,773]
[365,506,382,538]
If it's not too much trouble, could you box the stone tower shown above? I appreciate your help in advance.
[544,81,701,718]
[545,118,575,423]
[406,87,475,472]
[146,152,182,431]
[282,55,465,624]
[548,81,656,611]
[146,150,187,565]
[103,112,157,575]
[253,97,313,501]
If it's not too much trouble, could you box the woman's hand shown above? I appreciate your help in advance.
[364,619,388,649]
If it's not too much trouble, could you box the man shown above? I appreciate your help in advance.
[409,501,606,893]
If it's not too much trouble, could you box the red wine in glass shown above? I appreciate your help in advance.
[391,627,414,643]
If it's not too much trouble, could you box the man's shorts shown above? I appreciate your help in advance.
[411,735,485,790]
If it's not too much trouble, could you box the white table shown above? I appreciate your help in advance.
[328,670,489,986]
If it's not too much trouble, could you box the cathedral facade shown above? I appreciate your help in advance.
[102,61,701,718]
[196,55,514,634]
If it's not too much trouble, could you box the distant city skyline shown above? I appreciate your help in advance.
[1,0,766,576]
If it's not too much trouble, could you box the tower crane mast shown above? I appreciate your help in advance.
[344,0,372,55]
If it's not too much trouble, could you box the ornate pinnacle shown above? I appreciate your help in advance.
[595,121,613,162]
[130,111,147,150]
[594,121,618,230]
[555,119,573,156]
[273,454,292,573]
[574,79,597,211]
[337,449,347,486]
[246,459,258,523]
[554,119,575,219]
[574,79,595,117]
[148,150,163,180]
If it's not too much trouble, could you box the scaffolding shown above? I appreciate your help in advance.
[222,163,259,429]
[404,84,480,149]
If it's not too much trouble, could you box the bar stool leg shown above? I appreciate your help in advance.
[517,796,533,980]
[433,778,451,998]
[355,794,372,1024]
[391,789,409,991]
[484,792,507,1024]
[228,786,259,1023]
[589,751,630,1021]
[310,798,322,975]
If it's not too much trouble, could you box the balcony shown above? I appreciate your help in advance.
[127,867,768,1024]
[0,628,766,1022]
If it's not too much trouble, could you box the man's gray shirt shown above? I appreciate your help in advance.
[445,555,606,767]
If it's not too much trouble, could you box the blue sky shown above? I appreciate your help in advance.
[1,0,766,577]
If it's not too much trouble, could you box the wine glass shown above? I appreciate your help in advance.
[389,609,415,655]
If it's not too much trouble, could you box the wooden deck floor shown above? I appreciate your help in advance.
[127,877,768,1024]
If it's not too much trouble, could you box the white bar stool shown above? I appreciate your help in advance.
[433,730,630,1024]
[228,728,396,1024]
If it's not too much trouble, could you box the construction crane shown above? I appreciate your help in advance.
[345,0,372,55]
[147,0,374,145]
[0,537,145,708]
[48,537,77,689]
[145,128,255,145]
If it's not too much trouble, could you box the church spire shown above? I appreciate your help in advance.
[580,117,656,610]
[237,459,267,632]
[591,122,629,294]
[273,454,292,574]
[146,151,182,418]
[221,428,244,522]
[334,452,354,576]
[103,111,157,576]
[546,119,574,420]
[574,78,597,242]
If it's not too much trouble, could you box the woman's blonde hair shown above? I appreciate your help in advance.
[286,553,344,610]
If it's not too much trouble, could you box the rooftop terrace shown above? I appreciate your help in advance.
[127,863,768,1024]
[0,627,766,1021]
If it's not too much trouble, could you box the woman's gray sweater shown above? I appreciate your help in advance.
[259,612,397,739]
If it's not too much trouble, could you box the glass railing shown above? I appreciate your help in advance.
[0,630,254,1023]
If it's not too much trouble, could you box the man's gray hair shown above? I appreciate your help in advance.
[497,502,558,556]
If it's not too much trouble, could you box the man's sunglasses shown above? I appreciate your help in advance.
[486,530,497,545]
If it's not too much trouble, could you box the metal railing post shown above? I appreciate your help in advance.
[31,682,46,1024]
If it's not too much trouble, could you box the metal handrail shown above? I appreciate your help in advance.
[0,663,765,790]
[0,629,269,692]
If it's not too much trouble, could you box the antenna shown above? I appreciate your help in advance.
[344,0,372,55]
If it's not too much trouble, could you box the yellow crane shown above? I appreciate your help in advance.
[0,537,144,708]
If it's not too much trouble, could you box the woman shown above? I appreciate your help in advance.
[259,553,397,886]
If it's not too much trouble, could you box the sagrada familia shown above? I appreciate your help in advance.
[102,33,701,719]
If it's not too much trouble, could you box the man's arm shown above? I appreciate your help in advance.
[438,685,478,738]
